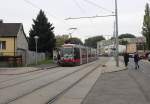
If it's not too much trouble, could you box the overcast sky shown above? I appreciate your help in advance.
[0,0,149,41]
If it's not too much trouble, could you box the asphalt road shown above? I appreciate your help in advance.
[82,57,150,104]
[0,57,108,104]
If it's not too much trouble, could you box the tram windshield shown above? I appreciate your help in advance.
[61,47,73,58]
[62,47,73,54]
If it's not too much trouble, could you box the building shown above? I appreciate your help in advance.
[0,20,28,56]
[97,37,146,55]
[0,20,28,66]
[97,39,114,55]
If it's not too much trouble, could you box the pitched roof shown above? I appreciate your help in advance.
[0,23,22,37]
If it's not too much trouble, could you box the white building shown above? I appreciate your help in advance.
[97,39,126,56]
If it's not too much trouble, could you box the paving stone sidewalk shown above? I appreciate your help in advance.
[82,57,149,104]
[101,57,126,73]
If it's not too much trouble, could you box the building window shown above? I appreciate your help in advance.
[0,41,6,50]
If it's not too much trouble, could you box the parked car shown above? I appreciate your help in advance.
[139,55,146,59]
[145,52,150,58]
[129,53,134,58]
[148,54,150,61]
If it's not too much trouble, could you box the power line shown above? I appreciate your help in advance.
[72,0,95,26]
[72,0,86,13]
[65,15,115,20]
[23,0,71,28]
[23,0,40,9]
[83,0,114,13]
[23,0,58,19]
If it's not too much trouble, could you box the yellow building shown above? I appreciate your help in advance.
[0,20,28,56]
[0,37,16,56]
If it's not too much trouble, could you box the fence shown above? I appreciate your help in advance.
[0,54,22,67]
[26,51,45,65]
[0,51,45,67]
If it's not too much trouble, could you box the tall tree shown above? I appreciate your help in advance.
[28,10,55,55]
[119,40,128,45]
[142,3,150,50]
[118,33,136,39]
[84,36,105,48]
[65,37,83,45]
[56,35,69,47]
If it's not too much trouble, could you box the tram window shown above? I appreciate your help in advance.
[74,48,80,59]
[62,48,73,54]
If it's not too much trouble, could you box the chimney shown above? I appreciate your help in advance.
[0,19,3,23]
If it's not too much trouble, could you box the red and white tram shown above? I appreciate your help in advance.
[59,44,97,66]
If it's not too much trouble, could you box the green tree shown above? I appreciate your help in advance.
[142,3,150,50]
[110,37,115,40]
[118,33,136,39]
[28,10,55,56]
[56,35,69,47]
[84,36,105,48]
[119,40,128,45]
[65,37,83,45]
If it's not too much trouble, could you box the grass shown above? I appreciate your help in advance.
[27,58,54,67]
[37,58,53,65]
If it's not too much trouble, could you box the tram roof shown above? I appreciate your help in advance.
[62,44,97,50]
[62,44,85,48]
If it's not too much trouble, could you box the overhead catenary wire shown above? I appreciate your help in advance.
[72,0,86,13]
[23,0,72,28]
[23,0,40,9]
[23,0,56,18]
[71,0,95,27]
[83,0,114,13]
[65,15,115,20]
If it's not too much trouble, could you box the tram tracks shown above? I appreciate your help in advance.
[47,63,101,104]
[0,63,95,90]
[0,62,97,104]
[0,68,64,90]
[0,66,59,83]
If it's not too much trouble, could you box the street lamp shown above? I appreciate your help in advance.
[34,35,39,65]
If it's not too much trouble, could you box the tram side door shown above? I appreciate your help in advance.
[74,48,80,65]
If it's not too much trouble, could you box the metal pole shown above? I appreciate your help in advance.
[35,39,38,65]
[34,36,39,65]
[113,21,116,57]
[115,0,119,67]
[69,33,72,38]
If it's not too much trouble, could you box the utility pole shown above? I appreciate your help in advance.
[113,21,116,57]
[65,1,119,67]
[115,0,119,67]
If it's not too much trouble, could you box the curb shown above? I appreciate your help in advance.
[0,65,58,75]
[101,68,127,74]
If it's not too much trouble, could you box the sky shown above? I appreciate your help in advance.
[0,0,149,41]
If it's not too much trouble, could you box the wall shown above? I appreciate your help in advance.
[0,37,15,56]
[26,51,45,65]
[16,26,28,50]
[126,43,137,53]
